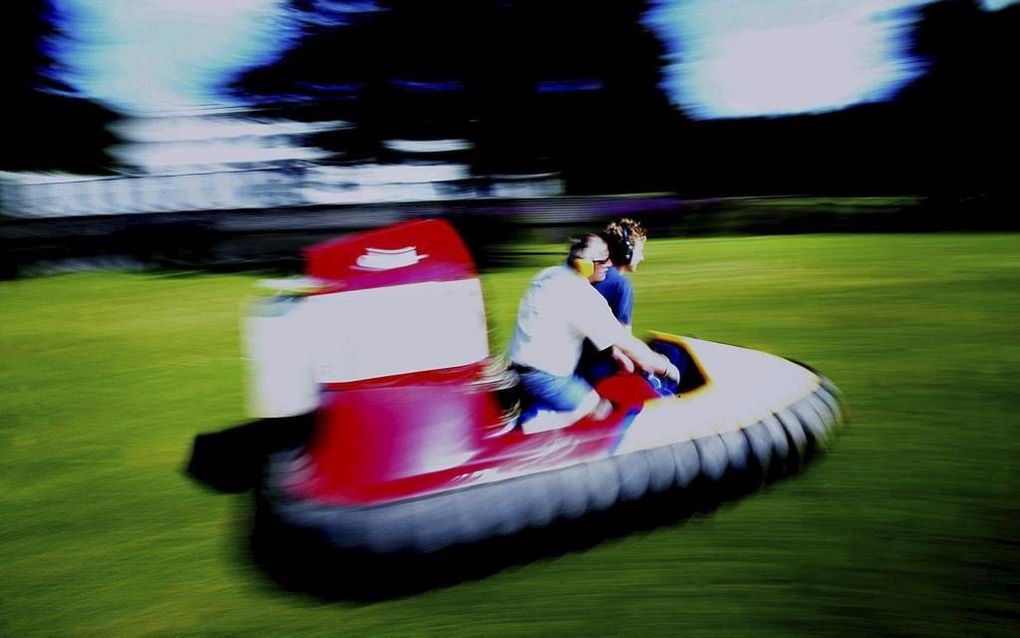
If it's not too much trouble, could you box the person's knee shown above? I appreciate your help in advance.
[589,396,613,420]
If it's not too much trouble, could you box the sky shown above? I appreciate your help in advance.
[43,0,1018,120]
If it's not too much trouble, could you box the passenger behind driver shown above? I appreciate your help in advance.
[578,218,648,383]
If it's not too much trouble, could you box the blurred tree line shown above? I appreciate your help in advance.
[4,0,1016,202]
[3,0,118,174]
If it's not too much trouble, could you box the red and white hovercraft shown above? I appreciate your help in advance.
[236,219,841,554]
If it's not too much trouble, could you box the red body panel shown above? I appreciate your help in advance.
[296,372,658,505]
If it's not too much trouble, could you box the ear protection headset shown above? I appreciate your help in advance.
[571,257,595,278]
[568,235,598,277]
[606,224,634,266]
[617,224,634,265]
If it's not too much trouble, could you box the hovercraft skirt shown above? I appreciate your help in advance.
[262,380,843,554]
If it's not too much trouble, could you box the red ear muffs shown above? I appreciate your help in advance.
[572,258,595,278]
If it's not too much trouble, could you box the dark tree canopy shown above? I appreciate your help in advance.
[3,0,118,174]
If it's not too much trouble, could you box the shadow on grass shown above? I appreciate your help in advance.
[186,415,316,494]
[188,414,827,602]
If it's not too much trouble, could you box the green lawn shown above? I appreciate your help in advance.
[2,234,1017,636]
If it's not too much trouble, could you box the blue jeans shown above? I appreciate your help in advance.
[516,367,594,412]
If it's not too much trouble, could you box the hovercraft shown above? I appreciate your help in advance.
[203,218,842,554]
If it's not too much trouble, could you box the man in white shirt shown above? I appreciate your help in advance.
[508,234,681,423]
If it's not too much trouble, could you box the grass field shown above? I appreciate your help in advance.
[2,233,1017,636]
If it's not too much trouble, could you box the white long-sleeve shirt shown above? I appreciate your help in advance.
[508,265,627,377]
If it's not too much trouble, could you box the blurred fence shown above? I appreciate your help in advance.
[0,168,564,218]
[1,170,303,217]
[1,190,1012,279]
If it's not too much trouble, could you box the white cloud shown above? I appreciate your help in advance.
[48,0,296,114]
[645,0,933,119]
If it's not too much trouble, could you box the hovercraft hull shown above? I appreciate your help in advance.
[261,336,843,554]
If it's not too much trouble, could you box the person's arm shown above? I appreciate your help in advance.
[577,288,679,382]
[616,277,634,327]
[611,278,637,371]
[613,335,680,382]
[595,275,636,370]
[609,346,635,373]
